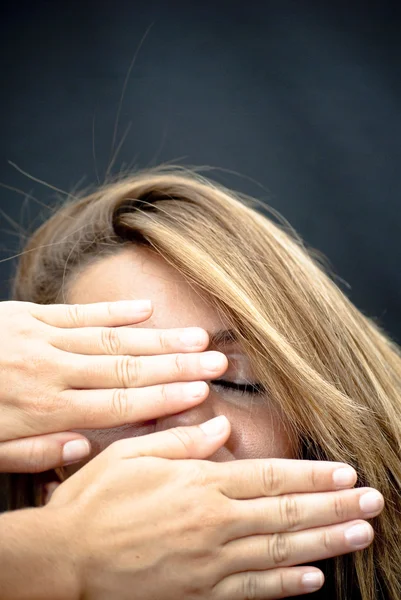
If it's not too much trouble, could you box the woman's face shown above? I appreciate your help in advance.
[61,246,295,480]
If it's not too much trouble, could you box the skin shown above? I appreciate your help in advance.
[61,245,295,479]
[0,246,385,599]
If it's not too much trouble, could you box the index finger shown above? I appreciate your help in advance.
[30,300,153,328]
[212,458,357,499]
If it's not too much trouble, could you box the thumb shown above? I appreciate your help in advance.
[0,433,91,473]
[113,415,231,460]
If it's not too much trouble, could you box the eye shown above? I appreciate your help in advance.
[210,379,265,396]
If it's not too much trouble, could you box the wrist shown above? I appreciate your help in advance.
[0,506,80,600]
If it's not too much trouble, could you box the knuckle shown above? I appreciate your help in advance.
[65,304,84,327]
[105,302,114,318]
[10,351,56,409]
[101,327,121,355]
[192,499,224,532]
[21,377,61,417]
[159,383,169,406]
[13,315,38,339]
[279,495,301,530]
[117,356,140,387]
[261,461,282,495]
[174,354,186,377]
[241,573,259,599]
[186,460,210,487]
[321,529,332,551]
[309,465,319,489]
[268,533,291,565]
[33,391,61,416]
[158,331,170,353]
[333,494,348,521]
[197,461,212,485]
[217,499,237,528]
[26,439,48,473]
[277,570,286,597]
[5,348,30,375]
[110,388,131,421]
[30,351,53,373]
[169,426,197,454]
[6,313,46,347]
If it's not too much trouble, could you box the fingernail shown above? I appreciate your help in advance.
[199,415,228,436]
[359,491,384,515]
[62,440,91,465]
[200,351,226,372]
[301,572,324,591]
[344,523,373,548]
[180,328,207,347]
[185,381,209,399]
[332,467,357,487]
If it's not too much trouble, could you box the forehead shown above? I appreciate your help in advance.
[67,246,226,331]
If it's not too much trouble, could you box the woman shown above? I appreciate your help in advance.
[6,164,401,598]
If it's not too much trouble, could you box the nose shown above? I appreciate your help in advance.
[155,395,216,432]
[154,396,234,462]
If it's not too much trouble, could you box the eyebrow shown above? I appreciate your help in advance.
[207,329,238,347]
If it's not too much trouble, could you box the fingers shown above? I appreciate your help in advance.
[50,326,209,356]
[214,567,324,599]
[59,381,211,429]
[61,350,228,389]
[49,417,232,506]
[109,415,231,460]
[213,458,357,499]
[229,487,384,538]
[0,432,91,473]
[222,519,374,573]
[30,300,153,328]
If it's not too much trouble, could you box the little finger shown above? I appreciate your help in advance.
[213,567,324,599]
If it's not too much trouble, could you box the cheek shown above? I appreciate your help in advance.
[220,401,296,459]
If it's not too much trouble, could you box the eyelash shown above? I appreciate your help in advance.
[210,379,265,396]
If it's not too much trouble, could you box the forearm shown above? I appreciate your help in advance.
[0,507,78,600]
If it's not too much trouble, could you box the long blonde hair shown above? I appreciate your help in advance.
[9,164,401,599]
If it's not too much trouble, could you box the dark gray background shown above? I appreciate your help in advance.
[1,0,400,341]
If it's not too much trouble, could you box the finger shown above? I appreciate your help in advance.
[214,567,324,599]
[223,519,374,572]
[109,415,231,460]
[229,487,384,538]
[51,417,232,505]
[58,381,210,429]
[0,432,91,473]
[62,350,228,389]
[211,458,357,499]
[43,481,61,504]
[50,326,209,356]
[29,300,153,328]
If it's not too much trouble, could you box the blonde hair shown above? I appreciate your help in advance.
[9,164,401,599]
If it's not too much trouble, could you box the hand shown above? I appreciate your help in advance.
[44,415,383,600]
[0,300,227,472]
